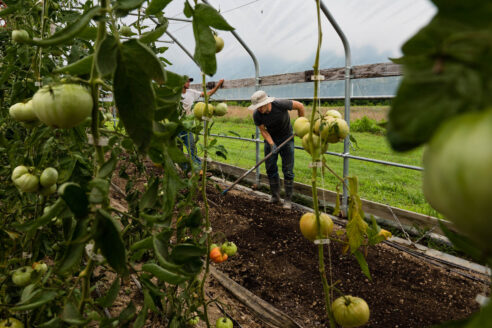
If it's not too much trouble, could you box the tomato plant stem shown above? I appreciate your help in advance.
[311,1,336,326]
[88,0,108,169]
[199,72,212,328]
[78,257,95,313]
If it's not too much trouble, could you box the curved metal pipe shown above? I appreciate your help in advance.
[319,0,352,215]
[201,0,262,186]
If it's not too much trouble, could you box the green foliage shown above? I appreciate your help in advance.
[350,116,386,135]
[0,0,232,326]
[387,0,492,151]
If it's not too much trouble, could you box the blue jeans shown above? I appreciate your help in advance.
[179,131,201,170]
[264,138,295,180]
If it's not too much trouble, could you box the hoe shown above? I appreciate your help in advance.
[221,134,295,195]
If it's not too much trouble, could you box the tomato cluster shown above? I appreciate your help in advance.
[209,241,238,263]
[11,166,58,194]
[293,110,349,159]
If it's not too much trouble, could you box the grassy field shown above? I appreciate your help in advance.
[202,106,441,217]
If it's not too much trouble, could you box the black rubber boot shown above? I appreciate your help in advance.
[283,179,294,209]
[269,177,281,204]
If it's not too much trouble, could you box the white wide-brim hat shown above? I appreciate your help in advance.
[248,90,275,111]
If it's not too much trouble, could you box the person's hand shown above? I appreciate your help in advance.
[270,143,278,154]
[218,79,224,86]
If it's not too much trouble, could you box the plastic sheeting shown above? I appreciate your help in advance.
[161,0,436,81]
[206,76,401,101]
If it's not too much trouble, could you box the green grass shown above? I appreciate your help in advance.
[203,118,440,217]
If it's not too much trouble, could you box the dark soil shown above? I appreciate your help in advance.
[205,184,490,328]
[109,157,490,328]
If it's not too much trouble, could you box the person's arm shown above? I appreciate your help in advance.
[292,100,305,117]
[200,79,224,97]
[258,124,275,146]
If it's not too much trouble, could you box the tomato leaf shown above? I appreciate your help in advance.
[96,35,118,77]
[131,236,153,251]
[346,177,368,252]
[194,3,234,31]
[139,177,159,210]
[59,183,89,218]
[143,289,159,312]
[78,26,98,41]
[140,20,169,44]
[145,0,173,16]
[13,197,65,232]
[183,1,193,18]
[119,301,137,324]
[97,153,117,178]
[54,54,93,76]
[113,0,146,17]
[192,20,216,76]
[11,290,58,311]
[387,0,492,151]
[170,243,206,264]
[154,70,187,120]
[134,308,148,328]
[32,6,104,46]
[141,263,188,285]
[94,209,128,276]
[61,302,89,325]
[177,207,202,229]
[97,277,121,307]
[113,41,159,152]
[57,218,89,274]
[353,250,372,281]
[88,178,109,204]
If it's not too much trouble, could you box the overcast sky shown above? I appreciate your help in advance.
[135,0,437,80]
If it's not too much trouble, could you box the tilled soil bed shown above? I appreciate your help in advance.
[205,183,490,328]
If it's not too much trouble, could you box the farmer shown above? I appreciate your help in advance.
[249,90,305,209]
[180,77,224,171]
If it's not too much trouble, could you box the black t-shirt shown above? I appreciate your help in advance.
[253,99,293,144]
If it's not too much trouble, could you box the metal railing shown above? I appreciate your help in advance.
[208,133,424,171]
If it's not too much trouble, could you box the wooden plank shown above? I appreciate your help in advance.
[210,266,304,328]
[209,160,458,237]
[191,62,402,90]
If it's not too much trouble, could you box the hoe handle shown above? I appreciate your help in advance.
[221,134,295,195]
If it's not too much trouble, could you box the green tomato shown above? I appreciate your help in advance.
[0,318,24,328]
[119,26,133,36]
[215,317,232,328]
[299,212,334,241]
[293,117,310,138]
[187,316,199,326]
[11,165,29,181]
[319,117,349,144]
[193,102,214,120]
[301,133,322,159]
[214,102,228,116]
[32,261,48,275]
[332,295,370,328]
[9,100,37,122]
[40,184,57,196]
[221,241,238,256]
[11,266,33,287]
[214,35,224,53]
[423,109,492,252]
[12,30,30,43]
[40,167,58,187]
[32,84,93,128]
[11,166,39,193]
[324,109,342,119]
